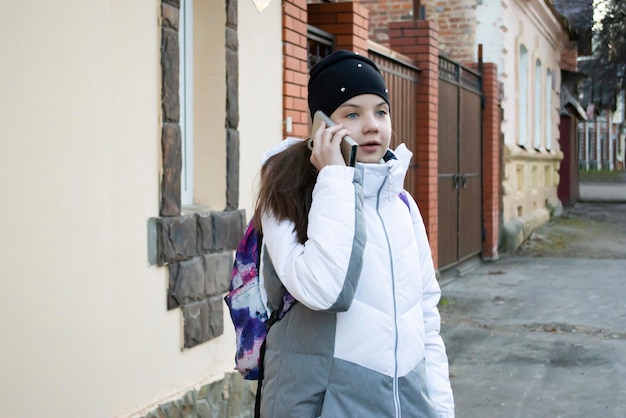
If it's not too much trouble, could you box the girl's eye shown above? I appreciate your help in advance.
[376,110,388,117]
[346,112,358,119]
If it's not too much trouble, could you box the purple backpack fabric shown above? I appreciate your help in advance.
[398,190,410,211]
[224,220,296,380]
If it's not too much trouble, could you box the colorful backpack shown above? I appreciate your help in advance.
[224,220,296,380]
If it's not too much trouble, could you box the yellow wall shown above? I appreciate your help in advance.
[0,0,283,416]
[499,0,566,225]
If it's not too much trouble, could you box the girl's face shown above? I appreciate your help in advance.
[330,94,392,164]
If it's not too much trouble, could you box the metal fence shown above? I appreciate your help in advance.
[307,26,334,69]
[368,42,420,195]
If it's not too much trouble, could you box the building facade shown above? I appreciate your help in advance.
[394,0,572,252]
[1,0,283,416]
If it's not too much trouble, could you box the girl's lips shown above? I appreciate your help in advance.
[359,143,380,152]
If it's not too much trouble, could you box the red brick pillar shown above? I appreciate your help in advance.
[283,0,309,138]
[389,20,439,269]
[308,2,369,56]
[481,63,500,260]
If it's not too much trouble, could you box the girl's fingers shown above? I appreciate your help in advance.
[310,124,351,170]
[315,122,342,144]
[313,120,327,142]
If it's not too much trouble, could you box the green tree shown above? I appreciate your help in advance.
[555,0,625,109]
[594,0,626,88]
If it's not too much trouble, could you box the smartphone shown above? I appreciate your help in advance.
[311,110,359,167]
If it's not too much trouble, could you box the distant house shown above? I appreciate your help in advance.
[558,66,588,207]
[576,58,626,172]
[554,0,625,174]
[553,0,592,206]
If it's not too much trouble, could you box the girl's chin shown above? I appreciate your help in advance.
[357,155,383,164]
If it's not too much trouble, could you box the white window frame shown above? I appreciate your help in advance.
[546,69,553,150]
[180,0,194,206]
[534,59,542,150]
[519,45,529,147]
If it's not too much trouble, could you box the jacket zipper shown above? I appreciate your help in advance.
[375,170,401,418]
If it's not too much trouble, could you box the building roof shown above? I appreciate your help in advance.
[560,84,588,120]
[578,58,619,111]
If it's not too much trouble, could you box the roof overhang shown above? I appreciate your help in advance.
[561,84,587,120]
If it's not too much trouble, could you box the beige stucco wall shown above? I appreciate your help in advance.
[110,2,239,415]
[238,0,284,219]
[0,1,115,415]
[477,0,566,229]
[0,0,283,417]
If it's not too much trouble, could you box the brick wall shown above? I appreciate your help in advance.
[424,0,477,62]
[480,63,501,260]
[308,2,370,55]
[282,1,371,138]
[358,0,413,46]
[366,0,478,63]
[283,0,309,138]
[389,20,440,268]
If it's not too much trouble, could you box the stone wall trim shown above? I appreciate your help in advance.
[152,0,243,351]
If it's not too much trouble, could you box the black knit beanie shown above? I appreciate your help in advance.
[308,50,389,119]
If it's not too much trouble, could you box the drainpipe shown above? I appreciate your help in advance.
[585,121,590,170]
[596,116,601,170]
[608,113,614,170]
[413,0,425,20]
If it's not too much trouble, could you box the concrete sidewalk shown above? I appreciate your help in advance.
[439,200,626,418]
[580,182,626,203]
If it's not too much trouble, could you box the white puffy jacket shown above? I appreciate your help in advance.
[259,139,454,418]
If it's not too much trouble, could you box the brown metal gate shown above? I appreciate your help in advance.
[369,44,420,196]
[438,56,483,270]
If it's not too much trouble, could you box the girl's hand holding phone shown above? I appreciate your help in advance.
[309,121,351,171]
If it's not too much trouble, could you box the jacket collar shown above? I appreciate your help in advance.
[355,144,412,201]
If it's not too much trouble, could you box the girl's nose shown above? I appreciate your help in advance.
[362,113,379,133]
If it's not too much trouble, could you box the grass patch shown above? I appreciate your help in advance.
[556,218,588,227]
[579,169,626,183]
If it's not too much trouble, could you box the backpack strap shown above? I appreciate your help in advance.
[398,190,411,212]
[254,238,287,418]
[254,340,266,418]
[255,299,286,418]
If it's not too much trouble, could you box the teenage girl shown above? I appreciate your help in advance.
[253,50,455,418]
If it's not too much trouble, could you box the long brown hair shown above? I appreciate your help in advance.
[253,140,318,244]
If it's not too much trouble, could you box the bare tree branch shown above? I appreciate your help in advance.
[555,0,625,109]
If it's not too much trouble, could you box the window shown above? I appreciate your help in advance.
[546,69,553,150]
[534,59,542,149]
[180,0,194,205]
[176,0,227,209]
[518,45,529,147]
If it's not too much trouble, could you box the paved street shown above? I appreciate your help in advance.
[580,181,626,203]
[439,184,626,418]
